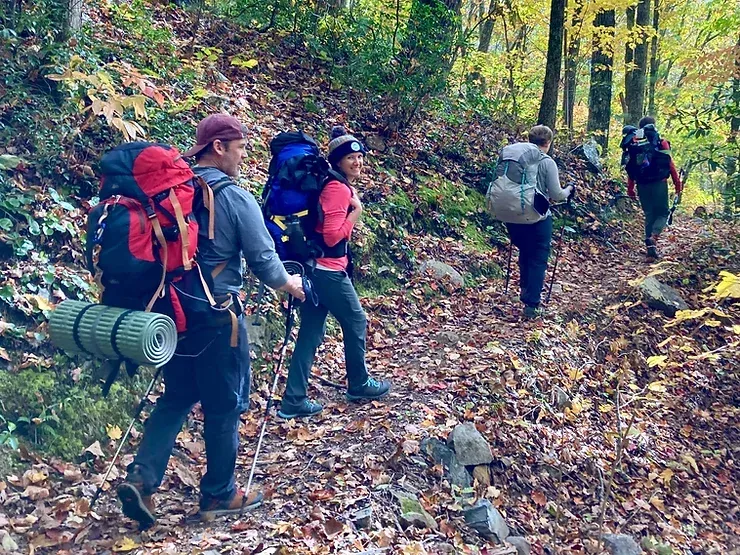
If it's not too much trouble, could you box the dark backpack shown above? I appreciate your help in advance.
[622,124,672,184]
[261,131,348,262]
[85,142,222,334]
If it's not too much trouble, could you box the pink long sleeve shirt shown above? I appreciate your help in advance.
[315,180,354,271]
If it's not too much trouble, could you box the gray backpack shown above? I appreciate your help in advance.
[485,142,549,224]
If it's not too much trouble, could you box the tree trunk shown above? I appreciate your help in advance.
[587,9,615,153]
[725,35,740,213]
[562,0,583,131]
[538,0,566,129]
[478,0,499,52]
[624,0,650,125]
[647,0,660,115]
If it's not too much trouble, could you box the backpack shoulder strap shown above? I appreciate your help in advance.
[211,176,235,196]
[325,169,350,188]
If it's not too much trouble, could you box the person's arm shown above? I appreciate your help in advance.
[319,181,355,247]
[228,188,290,289]
[541,157,572,202]
[662,140,682,194]
[627,176,636,199]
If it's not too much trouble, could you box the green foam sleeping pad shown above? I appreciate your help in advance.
[48,300,177,367]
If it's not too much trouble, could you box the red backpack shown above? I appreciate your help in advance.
[85,142,220,333]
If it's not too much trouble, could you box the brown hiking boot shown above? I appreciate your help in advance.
[198,488,263,519]
[117,481,156,530]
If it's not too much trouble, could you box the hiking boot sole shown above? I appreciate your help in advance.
[346,388,391,402]
[117,483,155,530]
[198,491,263,520]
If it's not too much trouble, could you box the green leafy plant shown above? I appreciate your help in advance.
[0,414,20,450]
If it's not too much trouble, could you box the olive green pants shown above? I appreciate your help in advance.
[637,180,669,243]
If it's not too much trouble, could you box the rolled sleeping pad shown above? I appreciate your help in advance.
[48,300,177,368]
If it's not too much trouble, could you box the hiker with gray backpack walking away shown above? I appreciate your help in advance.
[486,125,574,320]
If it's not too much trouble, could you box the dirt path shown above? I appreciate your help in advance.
[5,214,738,554]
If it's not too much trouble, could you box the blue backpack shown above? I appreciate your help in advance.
[262,131,348,262]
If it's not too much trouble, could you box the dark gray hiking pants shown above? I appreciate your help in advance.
[637,179,670,242]
[282,269,369,410]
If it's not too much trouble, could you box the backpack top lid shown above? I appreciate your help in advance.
[267,132,320,177]
[637,123,659,142]
[269,131,317,157]
[99,142,194,204]
[620,126,638,150]
[497,142,546,184]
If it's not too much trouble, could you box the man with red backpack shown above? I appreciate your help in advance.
[116,114,305,528]
[624,116,683,260]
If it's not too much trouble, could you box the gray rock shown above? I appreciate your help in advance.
[420,437,471,489]
[394,491,438,530]
[419,260,465,290]
[463,499,510,543]
[448,423,493,466]
[1,530,19,552]
[350,506,373,529]
[507,536,531,555]
[602,534,642,555]
[638,276,688,317]
[364,133,388,153]
[551,386,572,410]
[434,330,461,345]
[247,314,269,349]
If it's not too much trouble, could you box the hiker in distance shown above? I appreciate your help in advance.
[486,125,575,320]
[277,126,392,420]
[622,116,683,260]
[117,114,305,528]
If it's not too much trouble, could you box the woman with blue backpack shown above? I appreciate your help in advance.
[277,126,392,419]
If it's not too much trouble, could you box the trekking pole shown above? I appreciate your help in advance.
[546,223,566,304]
[546,196,573,304]
[503,242,513,294]
[243,263,303,506]
[90,365,163,510]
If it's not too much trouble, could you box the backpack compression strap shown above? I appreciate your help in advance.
[147,218,169,312]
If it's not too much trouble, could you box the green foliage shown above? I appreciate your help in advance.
[0,364,151,459]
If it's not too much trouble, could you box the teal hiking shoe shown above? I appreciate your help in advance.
[277,399,324,419]
[523,305,543,320]
[347,377,391,402]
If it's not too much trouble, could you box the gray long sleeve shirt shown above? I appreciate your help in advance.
[194,166,289,295]
[537,156,570,203]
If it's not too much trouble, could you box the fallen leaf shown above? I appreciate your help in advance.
[402,439,420,455]
[308,488,335,501]
[659,468,674,487]
[112,537,140,552]
[531,490,547,507]
[106,425,123,441]
[323,518,344,538]
[84,441,104,458]
[646,355,668,368]
[22,468,48,486]
[22,485,50,500]
[650,496,666,513]
[648,381,667,393]
[64,467,83,483]
[173,462,199,489]
[682,453,699,473]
